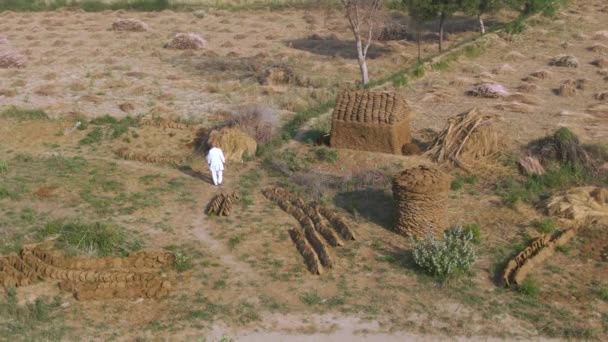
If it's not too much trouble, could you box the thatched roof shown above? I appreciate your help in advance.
[332,91,409,125]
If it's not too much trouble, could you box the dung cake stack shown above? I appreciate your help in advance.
[392,166,450,238]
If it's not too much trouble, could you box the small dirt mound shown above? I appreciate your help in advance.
[111,18,149,32]
[594,91,608,101]
[503,51,525,61]
[0,50,27,68]
[466,82,509,98]
[425,108,503,171]
[257,65,301,86]
[549,54,579,68]
[392,165,450,238]
[529,69,552,80]
[193,10,206,19]
[164,33,208,50]
[207,127,257,162]
[557,79,578,97]
[593,30,608,40]
[119,102,135,112]
[546,187,608,221]
[591,57,608,68]
[517,82,540,93]
[491,64,515,75]
[588,43,608,53]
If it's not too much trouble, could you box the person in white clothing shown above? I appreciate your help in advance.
[206,143,225,186]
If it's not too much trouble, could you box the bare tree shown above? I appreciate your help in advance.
[341,0,383,86]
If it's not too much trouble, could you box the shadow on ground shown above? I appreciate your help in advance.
[286,38,390,59]
[334,189,396,231]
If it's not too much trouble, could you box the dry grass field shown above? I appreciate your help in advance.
[1,0,608,341]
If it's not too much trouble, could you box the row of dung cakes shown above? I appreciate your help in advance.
[332,90,408,125]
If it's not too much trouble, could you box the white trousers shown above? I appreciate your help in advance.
[211,169,223,185]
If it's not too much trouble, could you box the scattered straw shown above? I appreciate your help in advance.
[425,108,503,172]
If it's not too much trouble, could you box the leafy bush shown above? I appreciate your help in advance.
[0,160,8,174]
[225,104,279,144]
[315,147,338,163]
[38,220,141,256]
[412,226,476,281]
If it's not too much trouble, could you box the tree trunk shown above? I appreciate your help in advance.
[478,14,485,35]
[356,38,369,86]
[438,11,446,52]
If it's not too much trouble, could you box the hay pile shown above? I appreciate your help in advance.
[425,108,503,171]
[549,54,579,68]
[594,91,608,101]
[546,187,608,221]
[529,127,596,172]
[517,82,540,93]
[466,82,509,98]
[207,127,257,162]
[518,156,545,176]
[0,50,27,68]
[111,18,149,32]
[164,33,208,50]
[392,166,450,238]
[557,79,578,97]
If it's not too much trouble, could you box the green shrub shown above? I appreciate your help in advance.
[412,226,476,281]
[38,220,141,256]
[533,218,557,234]
[90,115,138,139]
[0,160,8,174]
[463,223,481,244]
[1,106,48,121]
[517,277,540,297]
[174,251,192,272]
[315,147,338,163]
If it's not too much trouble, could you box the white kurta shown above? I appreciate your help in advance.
[207,147,225,171]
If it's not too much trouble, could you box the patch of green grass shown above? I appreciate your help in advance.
[532,218,557,234]
[300,290,323,305]
[0,160,8,174]
[89,115,139,140]
[517,277,540,297]
[463,44,484,59]
[228,235,243,249]
[1,106,48,121]
[597,287,608,302]
[37,220,141,257]
[79,127,103,145]
[431,60,450,71]
[315,147,338,163]
[0,288,68,340]
[213,279,227,290]
[496,164,588,206]
[451,174,478,191]
[463,223,481,244]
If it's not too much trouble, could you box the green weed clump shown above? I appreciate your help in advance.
[412,226,476,281]
[0,288,66,339]
[532,218,557,234]
[0,160,8,174]
[451,174,478,191]
[38,220,141,256]
[463,223,481,244]
[1,106,48,121]
[315,147,338,163]
[517,277,540,297]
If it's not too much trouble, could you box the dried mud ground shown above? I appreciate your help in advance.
[1,1,608,341]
